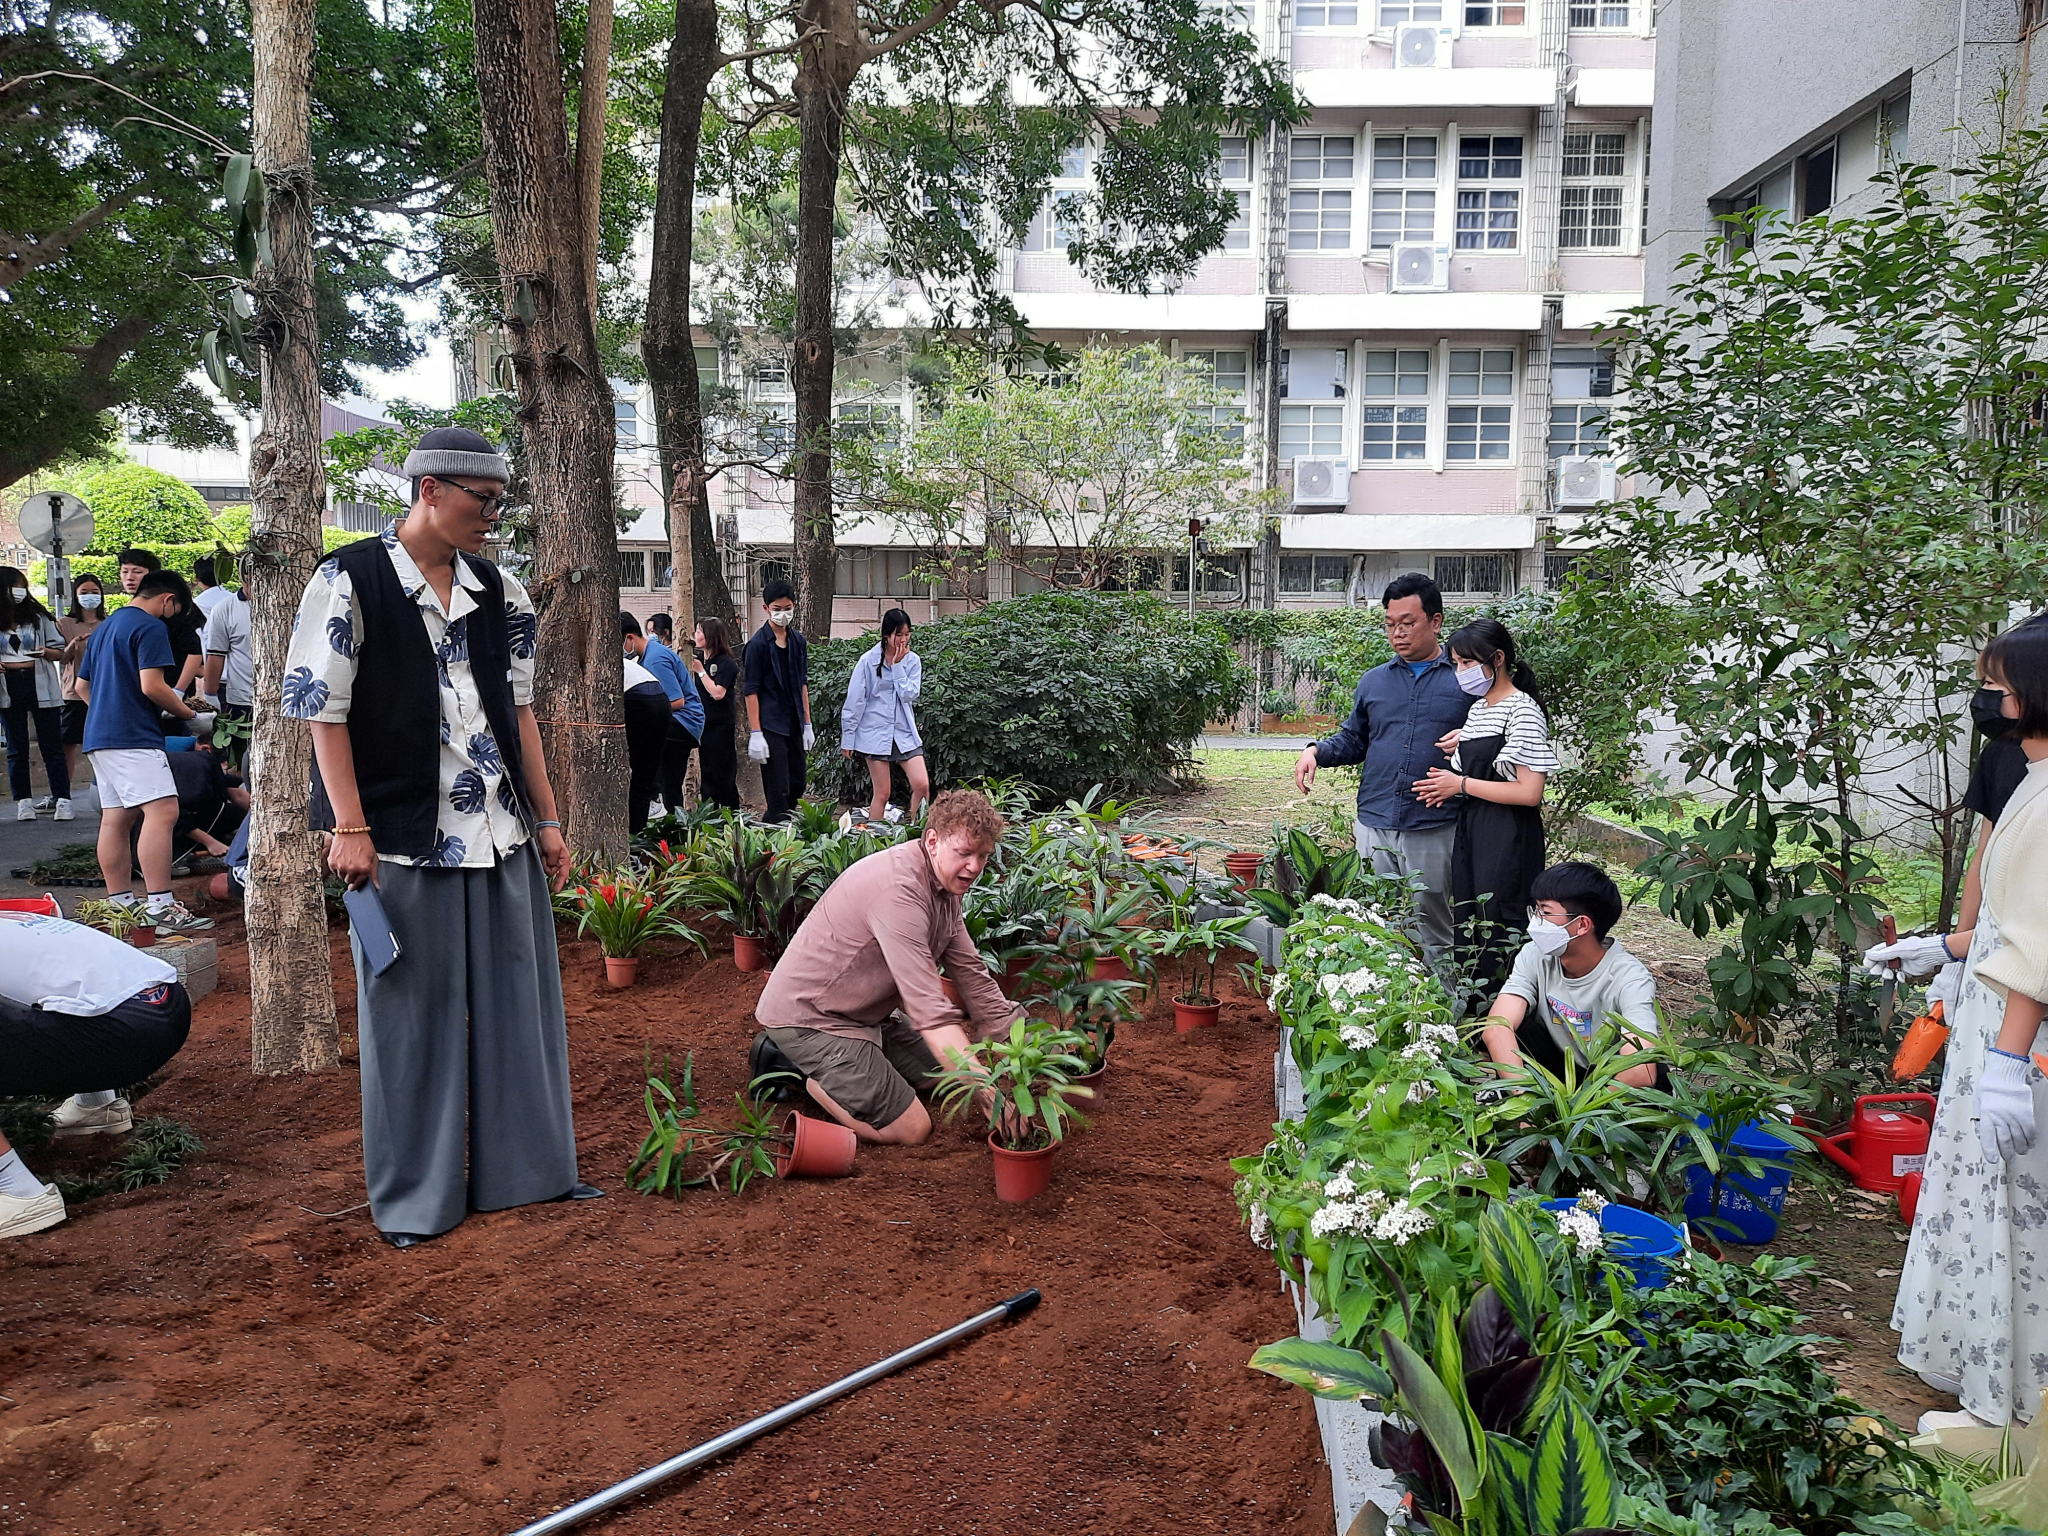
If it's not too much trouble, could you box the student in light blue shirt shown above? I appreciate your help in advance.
[839,607,928,823]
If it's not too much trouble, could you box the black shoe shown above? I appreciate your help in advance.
[748,1032,808,1102]
[382,1231,437,1249]
[559,1182,605,1201]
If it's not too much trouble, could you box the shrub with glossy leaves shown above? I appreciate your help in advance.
[65,463,215,552]
[807,591,1248,805]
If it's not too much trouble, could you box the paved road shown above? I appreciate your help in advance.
[0,784,102,902]
[1199,735,1313,751]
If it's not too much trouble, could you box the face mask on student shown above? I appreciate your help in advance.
[79,592,102,609]
[1972,686,2019,740]
[1455,663,1492,698]
[768,608,794,627]
[9,587,25,602]
[1527,914,1575,957]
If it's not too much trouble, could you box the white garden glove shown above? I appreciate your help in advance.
[1977,1049,2038,1162]
[802,721,816,752]
[1926,960,1963,1016]
[1863,933,1955,979]
[748,730,770,764]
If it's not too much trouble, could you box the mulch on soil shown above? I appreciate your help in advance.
[0,915,1334,1536]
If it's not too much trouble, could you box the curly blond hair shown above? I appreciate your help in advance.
[924,789,1006,851]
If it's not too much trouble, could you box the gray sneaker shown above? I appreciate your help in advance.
[150,901,215,935]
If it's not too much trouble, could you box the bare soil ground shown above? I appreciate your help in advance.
[0,908,1333,1536]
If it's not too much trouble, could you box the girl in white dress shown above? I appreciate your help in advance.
[1892,624,2048,1427]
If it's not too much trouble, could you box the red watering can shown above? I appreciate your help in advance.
[1812,1094,1936,1198]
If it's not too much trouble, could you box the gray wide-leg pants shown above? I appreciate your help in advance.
[352,841,579,1236]
[1355,822,1458,971]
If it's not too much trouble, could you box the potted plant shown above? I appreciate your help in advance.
[1244,826,1364,928]
[627,1053,856,1194]
[1258,688,1296,732]
[1159,913,1254,1031]
[565,871,705,986]
[1061,877,1155,984]
[1043,970,1143,1102]
[699,821,816,971]
[931,1019,1094,1203]
[964,854,1072,992]
[1224,847,1264,892]
[75,897,152,947]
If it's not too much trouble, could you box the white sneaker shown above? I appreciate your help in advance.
[883,805,904,824]
[52,798,73,821]
[0,1183,67,1239]
[15,798,35,821]
[149,900,215,935]
[51,1096,133,1138]
[32,794,54,811]
[1918,1407,2002,1432]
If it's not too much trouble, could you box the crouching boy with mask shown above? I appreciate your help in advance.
[1477,861,1663,1089]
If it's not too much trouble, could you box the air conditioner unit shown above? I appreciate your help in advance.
[1389,242,1451,292]
[1553,455,1617,507]
[1291,458,1351,508]
[1393,22,1456,67]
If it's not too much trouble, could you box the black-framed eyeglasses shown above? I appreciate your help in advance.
[437,478,508,519]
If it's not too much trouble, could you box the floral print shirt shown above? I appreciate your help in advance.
[281,522,538,869]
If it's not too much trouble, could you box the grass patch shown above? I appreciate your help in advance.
[54,1117,203,1204]
[25,840,103,883]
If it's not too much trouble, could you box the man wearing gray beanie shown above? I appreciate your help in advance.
[281,427,599,1249]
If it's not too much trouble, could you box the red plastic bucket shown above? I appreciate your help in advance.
[0,895,62,919]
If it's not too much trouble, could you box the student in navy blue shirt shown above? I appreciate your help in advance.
[74,570,212,935]
[622,611,702,814]
[1295,571,1472,969]
[743,577,814,824]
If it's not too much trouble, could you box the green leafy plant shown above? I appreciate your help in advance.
[73,898,146,942]
[1060,875,1158,980]
[1246,826,1364,927]
[626,1053,801,1197]
[54,1118,204,1203]
[1484,1021,1675,1204]
[930,1019,1094,1151]
[560,871,705,960]
[1158,914,1254,1006]
[1040,969,1144,1071]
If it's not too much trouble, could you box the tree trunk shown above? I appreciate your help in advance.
[473,0,629,864]
[789,7,858,642]
[641,0,736,635]
[572,0,613,301]
[245,0,340,1075]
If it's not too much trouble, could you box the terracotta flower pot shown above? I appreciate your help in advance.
[1003,954,1034,988]
[605,956,639,988]
[1225,852,1263,892]
[989,1135,1056,1203]
[1174,1000,1221,1033]
[1089,955,1130,983]
[129,923,155,948]
[775,1111,858,1178]
[733,934,768,973]
[1073,1065,1106,1108]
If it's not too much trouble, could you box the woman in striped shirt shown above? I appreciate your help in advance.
[1413,616,1560,1001]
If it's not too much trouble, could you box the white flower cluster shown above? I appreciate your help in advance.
[1406,1079,1438,1103]
[1372,1198,1436,1246]
[1322,1161,1362,1199]
[1555,1204,1606,1257]
[1338,1023,1376,1051]
[1309,1184,1435,1245]
[1248,1203,1275,1250]
[1319,967,1385,1001]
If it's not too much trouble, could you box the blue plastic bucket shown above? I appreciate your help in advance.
[1681,1118,1794,1244]
[1541,1199,1685,1290]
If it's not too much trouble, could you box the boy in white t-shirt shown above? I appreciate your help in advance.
[1479,861,1663,1090]
[0,911,193,1238]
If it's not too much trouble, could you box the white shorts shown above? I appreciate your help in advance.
[89,748,177,808]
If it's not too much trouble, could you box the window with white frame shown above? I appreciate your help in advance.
[1462,1,1525,23]
[1434,553,1505,594]
[1567,2,1631,25]
[614,398,639,447]
[1289,135,1354,251]
[1559,129,1629,249]
[1370,134,1437,249]
[1021,145,1090,252]
[1446,348,1514,460]
[755,355,790,392]
[1280,554,1352,594]
[1361,349,1430,461]
[1220,136,1254,251]
[1296,0,1358,25]
[1184,349,1250,445]
[1456,136,1523,250]
[835,402,900,448]
[1280,404,1346,461]
[1548,347,1614,458]
[1377,1,1443,19]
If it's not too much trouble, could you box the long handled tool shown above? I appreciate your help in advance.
[505,1288,1042,1536]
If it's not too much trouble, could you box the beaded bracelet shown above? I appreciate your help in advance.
[331,825,372,836]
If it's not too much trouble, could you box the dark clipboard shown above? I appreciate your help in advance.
[343,883,403,976]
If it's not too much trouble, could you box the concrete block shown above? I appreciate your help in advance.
[154,938,218,1004]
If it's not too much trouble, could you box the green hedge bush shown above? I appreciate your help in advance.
[806,592,1249,805]
[31,517,359,604]
[63,464,216,552]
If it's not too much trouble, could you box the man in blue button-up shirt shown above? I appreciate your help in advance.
[1295,572,1474,966]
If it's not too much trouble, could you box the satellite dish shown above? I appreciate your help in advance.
[19,492,95,556]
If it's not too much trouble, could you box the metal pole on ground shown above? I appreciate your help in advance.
[504,1288,1043,1536]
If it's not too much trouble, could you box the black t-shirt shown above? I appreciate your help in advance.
[1963,739,2029,825]
[699,652,739,731]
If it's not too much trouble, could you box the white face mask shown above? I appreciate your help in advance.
[1455,663,1492,698]
[9,588,25,602]
[79,592,103,610]
[1527,914,1575,957]
[767,607,795,627]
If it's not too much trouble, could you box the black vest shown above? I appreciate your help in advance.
[308,538,530,860]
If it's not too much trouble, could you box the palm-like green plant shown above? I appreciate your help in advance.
[1041,969,1145,1070]
[1245,826,1365,927]
[1485,1021,1677,1203]
[1060,875,1158,978]
[930,1019,1095,1151]
[1158,914,1255,1006]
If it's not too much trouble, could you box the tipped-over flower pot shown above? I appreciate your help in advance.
[989,1136,1057,1203]
[775,1110,858,1178]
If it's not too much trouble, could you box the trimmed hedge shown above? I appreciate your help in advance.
[64,464,216,552]
[806,591,1249,805]
[31,518,359,603]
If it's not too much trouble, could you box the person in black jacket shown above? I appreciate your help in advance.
[742,578,814,823]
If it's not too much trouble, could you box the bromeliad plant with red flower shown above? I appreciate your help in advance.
[564,869,707,960]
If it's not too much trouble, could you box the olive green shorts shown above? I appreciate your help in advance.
[764,1016,943,1131]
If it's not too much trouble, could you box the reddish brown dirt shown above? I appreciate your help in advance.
[0,916,1333,1536]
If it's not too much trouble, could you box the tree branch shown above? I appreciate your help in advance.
[0,188,140,290]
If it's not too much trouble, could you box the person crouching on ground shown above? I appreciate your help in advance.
[1476,861,1662,1089]
[752,789,1022,1144]
[284,426,598,1250]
